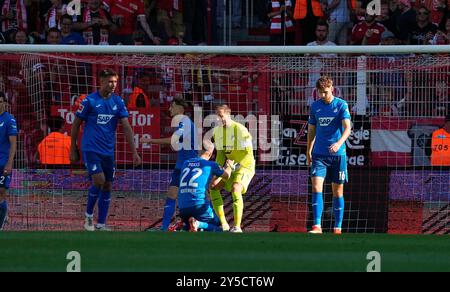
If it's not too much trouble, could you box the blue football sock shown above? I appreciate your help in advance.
[333,196,345,229]
[198,221,222,232]
[86,186,100,216]
[312,192,323,227]
[0,200,8,229]
[97,191,111,225]
[161,198,176,231]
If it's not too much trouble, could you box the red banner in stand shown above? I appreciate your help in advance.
[51,105,161,164]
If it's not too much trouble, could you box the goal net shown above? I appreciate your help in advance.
[1,47,449,233]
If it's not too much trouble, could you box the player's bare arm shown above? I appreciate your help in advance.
[70,117,83,164]
[329,119,351,154]
[306,124,316,166]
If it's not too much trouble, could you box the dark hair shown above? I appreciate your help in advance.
[49,116,65,132]
[316,19,329,30]
[61,14,74,24]
[316,75,333,89]
[172,97,190,109]
[99,68,118,79]
[47,27,61,35]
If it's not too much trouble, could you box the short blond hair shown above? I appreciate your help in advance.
[216,104,231,114]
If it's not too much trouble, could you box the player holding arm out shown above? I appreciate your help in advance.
[141,98,198,231]
[0,92,17,230]
[177,144,236,232]
[210,105,255,233]
[70,69,141,231]
[307,76,351,235]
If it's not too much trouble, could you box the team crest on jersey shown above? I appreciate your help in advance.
[318,117,335,126]
[97,114,114,125]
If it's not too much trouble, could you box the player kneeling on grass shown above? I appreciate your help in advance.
[307,76,351,235]
[0,92,17,231]
[177,145,236,232]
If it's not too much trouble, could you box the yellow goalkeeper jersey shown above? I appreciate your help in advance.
[213,120,255,171]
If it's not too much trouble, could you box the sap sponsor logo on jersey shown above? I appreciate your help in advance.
[318,117,335,127]
[97,114,115,125]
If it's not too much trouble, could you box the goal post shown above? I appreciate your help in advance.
[0,45,448,233]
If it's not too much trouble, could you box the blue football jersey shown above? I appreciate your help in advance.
[76,91,128,156]
[178,157,224,209]
[308,97,351,156]
[0,112,18,166]
[174,116,199,169]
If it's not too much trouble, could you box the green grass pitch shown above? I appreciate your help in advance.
[0,232,449,272]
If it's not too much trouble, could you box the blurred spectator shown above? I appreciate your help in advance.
[60,14,86,45]
[429,113,450,166]
[0,0,27,39]
[293,0,326,45]
[156,0,185,41]
[254,0,270,28]
[73,0,115,45]
[325,0,353,45]
[128,72,151,109]
[395,0,416,44]
[414,0,447,25]
[184,0,208,45]
[379,29,399,45]
[217,0,242,28]
[409,6,438,45]
[12,29,31,44]
[104,0,160,45]
[432,16,450,44]
[377,87,401,116]
[46,27,61,44]
[432,80,449,116]
[376,1,399,38]
[37,116,71,165]
[268,0,295,45]
[351,10,386,45]
[133,30,146,45]
[307,19,337,52]
[44,0,67,31]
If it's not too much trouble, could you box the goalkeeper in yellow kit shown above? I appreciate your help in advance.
[210,105,255,233]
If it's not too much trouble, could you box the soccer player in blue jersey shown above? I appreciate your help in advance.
[141,98,199,231]
[0,92,17,231]
[306,76,352,235]
[70,69,141,231]
[178,145,236,232]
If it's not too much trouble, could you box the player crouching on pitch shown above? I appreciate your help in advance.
[307,76,351,235]
[177,143,236,232]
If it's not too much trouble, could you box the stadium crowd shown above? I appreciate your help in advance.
[0,0,449,46]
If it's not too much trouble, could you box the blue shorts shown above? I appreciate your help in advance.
[310,154,348,184]
[0,167,11,189]
[179,203,220,230]
[83,152,115,182]
[170,169,181,187]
